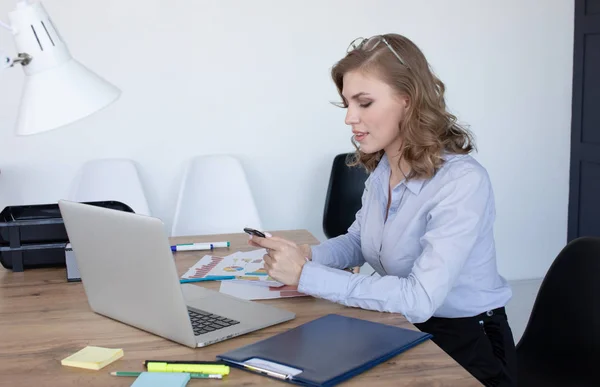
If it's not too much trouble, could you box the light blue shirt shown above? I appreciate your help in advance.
[298,153,512,324]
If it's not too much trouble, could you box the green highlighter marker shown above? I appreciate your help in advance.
[110,371,222,379]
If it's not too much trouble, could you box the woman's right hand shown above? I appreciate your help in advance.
[247,233,313,261]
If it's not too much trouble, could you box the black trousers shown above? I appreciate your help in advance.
[414,307,518,387]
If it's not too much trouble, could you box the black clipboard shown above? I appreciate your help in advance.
[216,314,432,386]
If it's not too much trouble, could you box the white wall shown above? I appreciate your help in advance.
[0,0,574,281]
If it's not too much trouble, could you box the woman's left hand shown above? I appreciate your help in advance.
[248,235,307,286]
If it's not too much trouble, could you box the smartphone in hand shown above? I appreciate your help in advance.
[243,227,266,238]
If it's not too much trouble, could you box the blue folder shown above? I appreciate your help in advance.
[216,313,432,386]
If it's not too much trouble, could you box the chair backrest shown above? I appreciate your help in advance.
[322,153,369,239]
[171,154,263,237]
[68,158,151,216]
[516,237,600,362]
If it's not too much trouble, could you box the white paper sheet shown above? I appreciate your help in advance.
[219,281,308,300]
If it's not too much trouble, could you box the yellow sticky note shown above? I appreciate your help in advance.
[60,346,124,370]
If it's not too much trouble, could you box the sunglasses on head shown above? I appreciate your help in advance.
[346,35,407,67]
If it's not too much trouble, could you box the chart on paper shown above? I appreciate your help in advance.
[186,255,225,279]
[181,249,284,287]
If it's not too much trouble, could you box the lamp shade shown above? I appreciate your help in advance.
[15,58,120,135]
[8,1,120,135]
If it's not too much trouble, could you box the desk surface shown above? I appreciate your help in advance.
[0,229,480,386]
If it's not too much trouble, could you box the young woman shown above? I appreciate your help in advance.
[249,33,517,387]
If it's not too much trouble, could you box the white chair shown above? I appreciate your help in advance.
[68,158,151,215]
[171,154,263,236]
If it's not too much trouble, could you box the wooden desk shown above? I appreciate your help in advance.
[0,229,480,386]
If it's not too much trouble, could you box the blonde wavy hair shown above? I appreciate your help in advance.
[331,33,475,179]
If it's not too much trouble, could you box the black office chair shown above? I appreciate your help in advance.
[516,236,600,387]
[322,153,369,239]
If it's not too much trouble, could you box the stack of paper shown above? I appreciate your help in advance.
[219,281,307,300]
[180,248,308,300]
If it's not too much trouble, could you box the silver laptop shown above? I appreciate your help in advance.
[58,199,295,348]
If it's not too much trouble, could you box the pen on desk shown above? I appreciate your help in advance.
[180,276,235,284]
[171,242,230,252]
[110,371,222,379]
[242,363,290,380]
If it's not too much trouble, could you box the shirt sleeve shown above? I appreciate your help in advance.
[309,179,369,270]
[297,168,492,324]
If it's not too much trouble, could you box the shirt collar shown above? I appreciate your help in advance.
[370,153,390,183]
[372,152,463,196]
[405,177,425,195]
[372,154,425,195]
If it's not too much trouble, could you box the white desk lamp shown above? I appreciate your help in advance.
[1,0,120,135]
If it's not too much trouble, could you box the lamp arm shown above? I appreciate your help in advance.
[1,19,15,71]
[0,20,12,32]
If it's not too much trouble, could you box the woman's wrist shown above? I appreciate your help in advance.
[300,244,312,260]
[295,257,309,286]
[296,257,311,288]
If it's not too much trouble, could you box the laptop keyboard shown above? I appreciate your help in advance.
[188,308,240,336]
